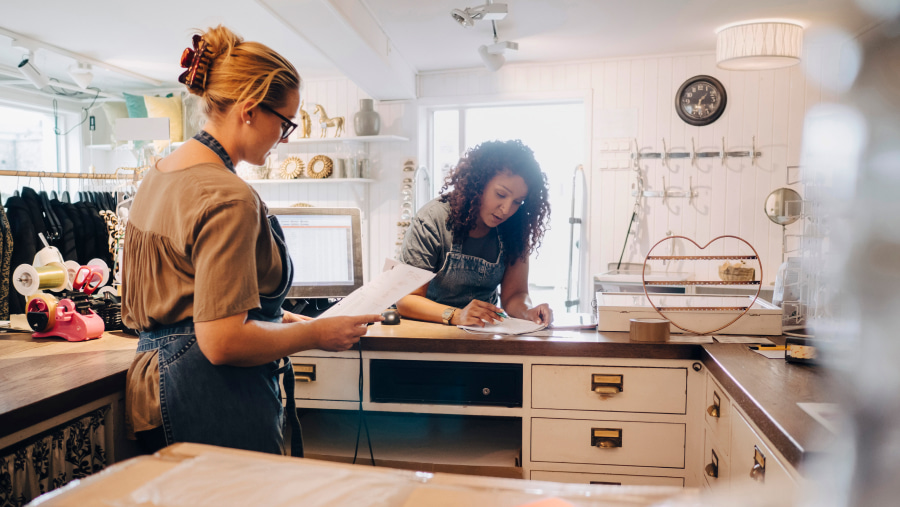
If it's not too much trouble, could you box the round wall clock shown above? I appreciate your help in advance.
[675,75,727,126]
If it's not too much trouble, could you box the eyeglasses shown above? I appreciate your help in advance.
[259,103,298,140]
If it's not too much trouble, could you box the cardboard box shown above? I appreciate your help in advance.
[596,293,782,335]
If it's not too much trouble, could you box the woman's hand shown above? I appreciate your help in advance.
[282,311,313,323]
[309,314,383,351]
[453,300,504,327]
[523,303,553,326]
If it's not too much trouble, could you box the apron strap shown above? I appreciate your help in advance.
[276,356,304,457]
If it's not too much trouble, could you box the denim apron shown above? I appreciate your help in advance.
[136,131,303,456]
[426,232,507,308]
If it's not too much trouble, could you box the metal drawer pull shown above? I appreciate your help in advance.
[591,374,623,395]
[590,481,622,486]
[294,364,316,382]
[705,449,719,478]
[749,445,766,482]
[707,391,721,418]
[591,428,623,448]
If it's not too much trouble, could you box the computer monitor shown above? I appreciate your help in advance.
[269,207,364,299]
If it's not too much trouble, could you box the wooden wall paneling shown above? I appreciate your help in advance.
[668,56,688,267]
[740,72,763,278]
[755,69,778,279]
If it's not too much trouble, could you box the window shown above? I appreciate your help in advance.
[429,102,586,314]
[0,105,60,172]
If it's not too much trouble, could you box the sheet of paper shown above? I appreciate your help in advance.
[713,335,775,345]
[459,317,547,335]
[797,402,841,434]
[318,261,435,318]
[668,335,715,344]
[751,349,786,359]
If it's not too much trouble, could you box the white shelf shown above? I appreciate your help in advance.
[243,178,374,184]
[286,134,408,145]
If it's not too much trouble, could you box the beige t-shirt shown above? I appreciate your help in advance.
[122,162,283,437]
[122,162,282,330]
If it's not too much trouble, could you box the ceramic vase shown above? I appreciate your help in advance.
[353,99,381,136]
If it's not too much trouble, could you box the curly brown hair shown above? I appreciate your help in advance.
[440,139,550,265]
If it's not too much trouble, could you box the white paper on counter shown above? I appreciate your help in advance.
[713,335,775,345]
[318,260,434,318]
[668,335,715,344]
[751,349,786,359]
[460,317,548,335]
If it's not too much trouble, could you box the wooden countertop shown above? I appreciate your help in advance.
[0,317,139,440]
[0,317,833,469]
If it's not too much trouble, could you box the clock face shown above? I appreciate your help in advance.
[676,75,727,126]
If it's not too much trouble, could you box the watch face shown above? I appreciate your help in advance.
[676,75,727,126]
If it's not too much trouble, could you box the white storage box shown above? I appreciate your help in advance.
[596,292,782,335]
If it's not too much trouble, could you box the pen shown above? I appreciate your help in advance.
[749,345,787,350]
[496,310,509,319]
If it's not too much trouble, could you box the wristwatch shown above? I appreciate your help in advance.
[441,307,457,326]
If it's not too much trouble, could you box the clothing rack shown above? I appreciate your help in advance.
[0,168,144,180]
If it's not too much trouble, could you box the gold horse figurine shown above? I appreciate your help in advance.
[313,104,344,138]
[298,101,312,138]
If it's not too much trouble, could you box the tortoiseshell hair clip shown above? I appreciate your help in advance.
[178,34,212,91]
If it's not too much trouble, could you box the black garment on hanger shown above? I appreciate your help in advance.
[38,190,62,244]
[61,191,71,204]
[20,188,48,246]
[50,199,77,262]
[62,201,87,264]
[73,202,98,263]
[50,190,58,200]
[5,196,37,315]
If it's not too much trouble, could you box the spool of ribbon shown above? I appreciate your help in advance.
[13,262,68,296]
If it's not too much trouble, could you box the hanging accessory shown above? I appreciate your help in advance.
[178,34,213,92]
[192,130,235,173]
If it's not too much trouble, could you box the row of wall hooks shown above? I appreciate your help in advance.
[631,175,699,204]
[632,136,763,168]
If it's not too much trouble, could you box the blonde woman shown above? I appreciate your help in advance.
[122,26,381,456]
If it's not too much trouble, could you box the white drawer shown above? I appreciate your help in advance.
[531,470,684,487]
[730,411,796,497]
[704,376,732,453]
[703,427,730,489]
[531,417,685,468]
[289,356,359,402]
[532,365,687,414]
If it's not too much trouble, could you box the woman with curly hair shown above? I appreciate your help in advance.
[397,139,553,327]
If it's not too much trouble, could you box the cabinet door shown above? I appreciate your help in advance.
[532,365,687,414]
[703,427,730,491]
[730,411,795,497]
[531,417,685,468]
[704,376,732,456]
[531,470,684,487]
[289,356,359,402]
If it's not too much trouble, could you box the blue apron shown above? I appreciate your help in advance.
[136,131,303,456]
[426,233,507,308]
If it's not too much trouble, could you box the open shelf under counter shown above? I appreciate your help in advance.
[297,408,523,478]
[286,134,408,145]
[242,178,374,184]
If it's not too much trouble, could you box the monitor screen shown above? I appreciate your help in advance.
[269,207,364,299]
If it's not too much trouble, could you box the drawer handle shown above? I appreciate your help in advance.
[707,391,721,418]
[591,428,622,448]
[590,481,621,486]
[591,374,623,396]
[749,445,766,482]
[705,449,719,478]
[294,364,316,382]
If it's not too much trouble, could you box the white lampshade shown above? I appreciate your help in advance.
[716,22,803,70]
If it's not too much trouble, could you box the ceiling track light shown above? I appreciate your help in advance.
[478,20,518,72]
[451,1,508,28]
[17,51,50,89]
[68,62,94,89]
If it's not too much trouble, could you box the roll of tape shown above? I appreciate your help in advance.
[87,258,111,286]
[13,263,68,296]
[27,293,59,331]
[64,260,81,291]
[629,318,670,342]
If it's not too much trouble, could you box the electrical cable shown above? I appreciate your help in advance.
[51,85,101,136]
[351,342,376,466]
